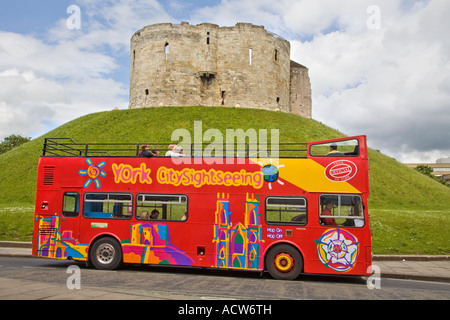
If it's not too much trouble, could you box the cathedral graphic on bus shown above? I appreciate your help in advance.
[213,193,264,270]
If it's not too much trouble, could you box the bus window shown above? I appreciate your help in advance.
[83,193,133,219]
[319,194,364,227]
[63,192,80,217]
[265,196,307,225]
[310,138,359,157]
[136,194,188,221]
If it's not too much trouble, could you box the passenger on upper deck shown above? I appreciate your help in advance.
[326,143,344,156]
[165,144,189,157]
[139,144,154,157]
[151,148,160,156]
[165,144,176,156]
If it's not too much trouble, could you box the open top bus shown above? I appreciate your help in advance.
[33,135,371,280]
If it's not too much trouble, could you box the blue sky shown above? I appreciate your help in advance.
[0,1,71,34]
[0,0,449,163]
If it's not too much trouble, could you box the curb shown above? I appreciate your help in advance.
[375,272,450,283]
[373,255,450,261]
[0,241,32,249]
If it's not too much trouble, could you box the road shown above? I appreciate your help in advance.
[0,256,449,300]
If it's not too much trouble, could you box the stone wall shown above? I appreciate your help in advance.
[129,22,311,118]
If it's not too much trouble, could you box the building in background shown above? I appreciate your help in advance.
[129,22,312,118]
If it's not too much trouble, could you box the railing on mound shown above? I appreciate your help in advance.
[42,138,308,158]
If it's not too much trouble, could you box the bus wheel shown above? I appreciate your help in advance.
[265,244,303,280]
[90,237,122,270]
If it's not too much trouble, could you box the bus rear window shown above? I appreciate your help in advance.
[83,193,132,219]
[265,196,307,225]
[63,192,80,217]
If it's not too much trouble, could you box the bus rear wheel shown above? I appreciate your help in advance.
[265,244,303,280]
[90,237,122,270]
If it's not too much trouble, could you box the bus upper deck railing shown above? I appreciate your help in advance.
[42,138,308,158]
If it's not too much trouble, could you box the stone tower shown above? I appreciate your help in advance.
[129,22,311,118]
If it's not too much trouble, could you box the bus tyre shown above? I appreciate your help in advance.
[265,244,303,280]
[90,237,122,270]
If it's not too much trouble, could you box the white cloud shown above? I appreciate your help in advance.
[0,68,64,137]
[0,30,127,139]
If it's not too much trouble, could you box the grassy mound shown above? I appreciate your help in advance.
[1,106,449,253]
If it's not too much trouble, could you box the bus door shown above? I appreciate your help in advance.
[59,189,82,241]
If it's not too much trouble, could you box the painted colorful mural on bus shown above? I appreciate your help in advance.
[213,193,264,270]
[36,215,88,260]
[315,228,359,272]
[122,222,194,266]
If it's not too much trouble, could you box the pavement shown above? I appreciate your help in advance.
[0,241,449,300]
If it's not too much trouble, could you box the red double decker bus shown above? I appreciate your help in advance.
[32,135,371,280]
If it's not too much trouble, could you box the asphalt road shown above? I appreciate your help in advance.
[1,256,449,300]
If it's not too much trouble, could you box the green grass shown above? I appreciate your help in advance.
[0,205,34,241]
[370,209,450,255]
[1,106,449,253]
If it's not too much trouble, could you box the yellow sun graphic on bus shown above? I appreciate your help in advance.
[78,158,107,189]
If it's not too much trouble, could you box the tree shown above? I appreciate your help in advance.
[414,165,433,176]
[0,134,32,155]
[415,165,450,188]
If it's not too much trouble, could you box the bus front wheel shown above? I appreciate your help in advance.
[90,237,122,270]
[265,244,303,280]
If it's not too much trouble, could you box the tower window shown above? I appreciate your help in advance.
[274,49,278,61]
[165,42,169,61]
[221,91,226,105]
[249,48,252,65]
[206,32,210,45]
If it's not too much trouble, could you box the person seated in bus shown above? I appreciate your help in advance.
[343,199,364,227]
[165,144,189,157]
[174,145,189,157]
[326,143,344,156]
[151,147,160,156]
[165,144,177,156]
[291,214,306,224]
[140,210,149,219]
[321,200,337,225]
[150,209,159,219]
[139,144,154,157]
[343,215,364,227]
